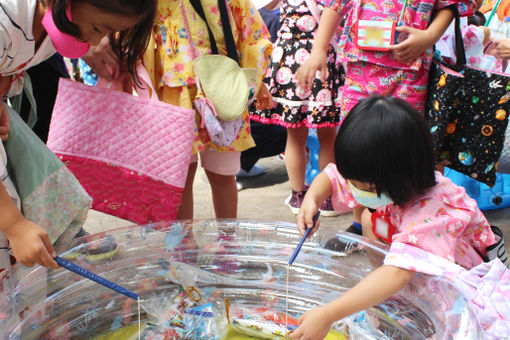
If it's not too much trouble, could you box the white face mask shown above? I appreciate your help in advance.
[348,181,394,209]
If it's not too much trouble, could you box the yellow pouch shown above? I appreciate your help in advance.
[193,54,257,122]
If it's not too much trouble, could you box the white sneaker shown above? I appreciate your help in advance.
[236,164,265,178]
[236,181,243,191]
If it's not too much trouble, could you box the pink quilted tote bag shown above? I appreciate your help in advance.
[47,65,195,224]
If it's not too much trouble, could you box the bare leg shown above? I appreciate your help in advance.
[205,170,238,218]
[285,126,309,192]
[177,162,197,220]
[317,127,337,170]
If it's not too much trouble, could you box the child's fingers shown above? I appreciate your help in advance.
[41,232,56,258]
[37,247,57,269]
[309,219,320,236]
[388,39,410,52]
[290,326,302,339]
[40,233,59,269]
[295,67,306,87]
[297,214,307,235]
[320,63,328,82]
[296,66,316,89]
[395,25,412,34]
[90,61,113,81]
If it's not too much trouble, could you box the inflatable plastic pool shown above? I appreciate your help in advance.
[0,220,482,339]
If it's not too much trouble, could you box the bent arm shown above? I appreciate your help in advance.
[323,265,414,321]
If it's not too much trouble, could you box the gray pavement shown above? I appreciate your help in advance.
[84,156,510,254]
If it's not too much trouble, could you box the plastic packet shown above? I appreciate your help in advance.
[140,286,227,339]
[342,311,391,340]
[228,305,297,339]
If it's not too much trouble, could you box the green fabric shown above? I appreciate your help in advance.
[3,84,91,250]
[9,72,38,129]
[4,104,62,200]
[193,54,257,121]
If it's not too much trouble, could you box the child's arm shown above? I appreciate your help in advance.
[389,7,454,64]
[290,265,414,340]
[0,101,9,141]
[0,185,59,269]
[296,172,332,236]
[295,8,343,90]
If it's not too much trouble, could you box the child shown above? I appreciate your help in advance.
[142,0,272,219]
[0,0,156,271]
[436,9,503,72]
[293,97,509,339]
[250,0,345,217]
[295,0,475,234]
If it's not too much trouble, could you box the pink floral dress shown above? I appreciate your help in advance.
[321,0,476,115]
[249,0,345,128]
[324,163,496,269]
[385,242,510,338]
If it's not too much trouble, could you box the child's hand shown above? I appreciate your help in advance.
[3,219,59,269]
[295,50,328,91]
[290,306,334,340]
[81,36,118,82]
[0,104,10,141]
[297,196,321,237]
[389,26,434,64]
[495,38,510,59]
[255,83,273,110]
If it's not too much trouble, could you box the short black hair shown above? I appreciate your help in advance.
[48,0,156,84]
[335,96,437,206]
[468,11,487,26]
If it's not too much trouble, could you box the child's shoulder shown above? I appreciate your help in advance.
[402,172,478,213]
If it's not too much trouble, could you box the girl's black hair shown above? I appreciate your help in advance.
[468,11,487,27]
[47,0,156,83]
[335,96,437,206]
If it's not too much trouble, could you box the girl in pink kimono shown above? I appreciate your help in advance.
[291,96,510,340]
[295,0,476,115]
[295,0,477,236]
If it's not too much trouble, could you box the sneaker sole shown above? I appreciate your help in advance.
[319,209,341,217]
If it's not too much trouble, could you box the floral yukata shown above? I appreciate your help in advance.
[325,163,510,337]
[249,0,344,128]
[322,0,476,115]
[143,0,272,154]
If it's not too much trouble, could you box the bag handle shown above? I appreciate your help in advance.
[188,0,240,64]
[485,0,502,27]
[189,0,219,55]
[95,64,159,101]
[449,5,467,67]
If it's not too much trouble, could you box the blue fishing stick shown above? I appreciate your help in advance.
[54,256,139,301]
[288,211,320,265]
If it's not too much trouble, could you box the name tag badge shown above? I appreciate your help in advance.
[354,20,397,51]
[371,210,396,243]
